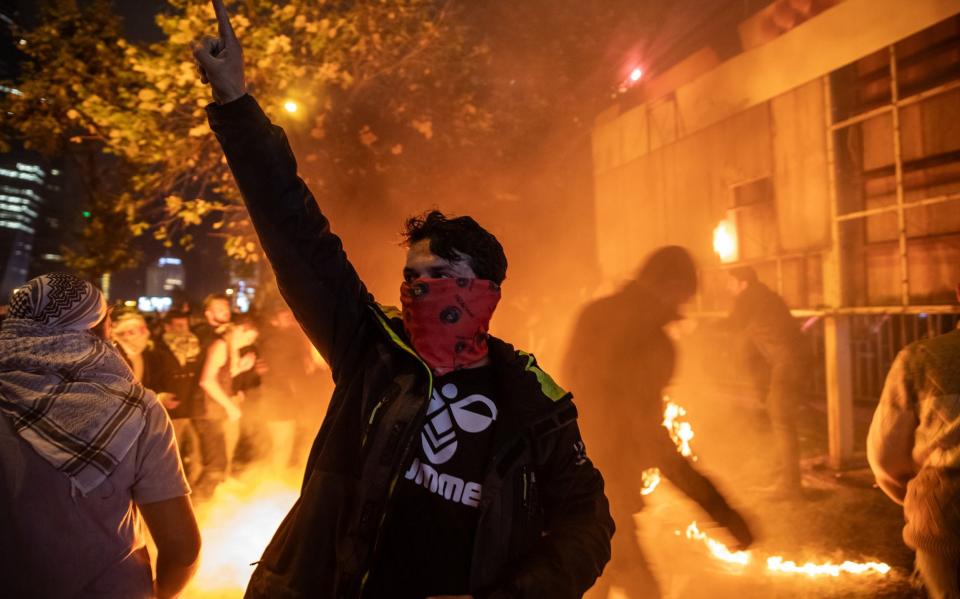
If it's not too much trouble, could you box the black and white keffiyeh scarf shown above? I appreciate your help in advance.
[8,272,108,330]
[0,274,149,495]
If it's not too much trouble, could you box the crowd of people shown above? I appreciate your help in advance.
[0,1,957,598]
[111,293,331,499]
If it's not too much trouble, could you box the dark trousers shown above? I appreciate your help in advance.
[588,486,661,599]
[768,362,802,489]
[171,418,201,486]
[192,418,227,499]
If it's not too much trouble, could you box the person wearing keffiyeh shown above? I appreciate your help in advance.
[0,273,201,599]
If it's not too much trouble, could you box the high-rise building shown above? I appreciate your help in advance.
[227,262,260,313]
[145,255,186,297]
[0,4,40,299]
[138,255,186,311]
[0,158,53,297]
[29,162,68,278]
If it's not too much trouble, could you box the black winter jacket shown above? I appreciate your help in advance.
[724,281,808,365]
[207,95,614,599]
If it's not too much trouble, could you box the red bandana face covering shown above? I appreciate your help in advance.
[400,277,502,375]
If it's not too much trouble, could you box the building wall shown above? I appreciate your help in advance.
[593,78,830,307]
[591,0,960,309]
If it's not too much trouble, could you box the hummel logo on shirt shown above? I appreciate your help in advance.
[404,380,498,508]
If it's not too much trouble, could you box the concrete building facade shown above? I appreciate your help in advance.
[591,0,960,466]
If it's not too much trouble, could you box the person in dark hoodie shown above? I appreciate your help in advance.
[563,247,754,599]
[192,2,614,598]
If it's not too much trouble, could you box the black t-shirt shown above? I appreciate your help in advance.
[142,339,201,419]
[364,366,499,599]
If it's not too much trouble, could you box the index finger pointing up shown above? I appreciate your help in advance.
[212,0,238,47]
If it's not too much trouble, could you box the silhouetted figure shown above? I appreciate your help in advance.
[722,266,808,497]
[256,302,323,471]
[564,247,754,599]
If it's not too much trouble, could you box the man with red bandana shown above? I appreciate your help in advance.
[192,2,614,598]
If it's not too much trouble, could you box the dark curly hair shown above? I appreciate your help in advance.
[402,210,508,284]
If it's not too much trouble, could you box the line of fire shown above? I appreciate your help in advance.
[0,0,959,598]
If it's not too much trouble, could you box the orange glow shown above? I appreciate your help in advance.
[682,521,751,566]
[680,521,893,578]
[640,467,662,495]
[662,398,696,460]
[640,396,697,495]
[641,397,696,496]
[188,476,299,597]
[659,400,894,580]
[766,556,892,577]
[712,218,738,263]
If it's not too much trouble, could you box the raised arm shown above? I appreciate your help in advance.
[193,0,372,379]
[133,400,201,598]
[656,432,754,550]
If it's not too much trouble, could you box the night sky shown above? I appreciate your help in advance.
[8,0,757,304]
[112,0,232,303]
[113,0,167,42]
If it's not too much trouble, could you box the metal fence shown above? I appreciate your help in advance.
[802,312,959,404]
[691,311,959,406]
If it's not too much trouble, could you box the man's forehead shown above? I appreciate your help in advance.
[405,239,468,268]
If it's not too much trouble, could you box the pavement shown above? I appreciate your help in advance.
[602,382,925,599]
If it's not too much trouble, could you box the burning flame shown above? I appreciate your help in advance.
[682,521,751,566]
[712,218,738,263]
[640,467,662,495]
[766,556,892,577]
[655,399,893,579]
[676,521,891,577]
[640,397,697,496]
[188,476,300,598]
[662,398,696,460]
[680,523,892,578]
